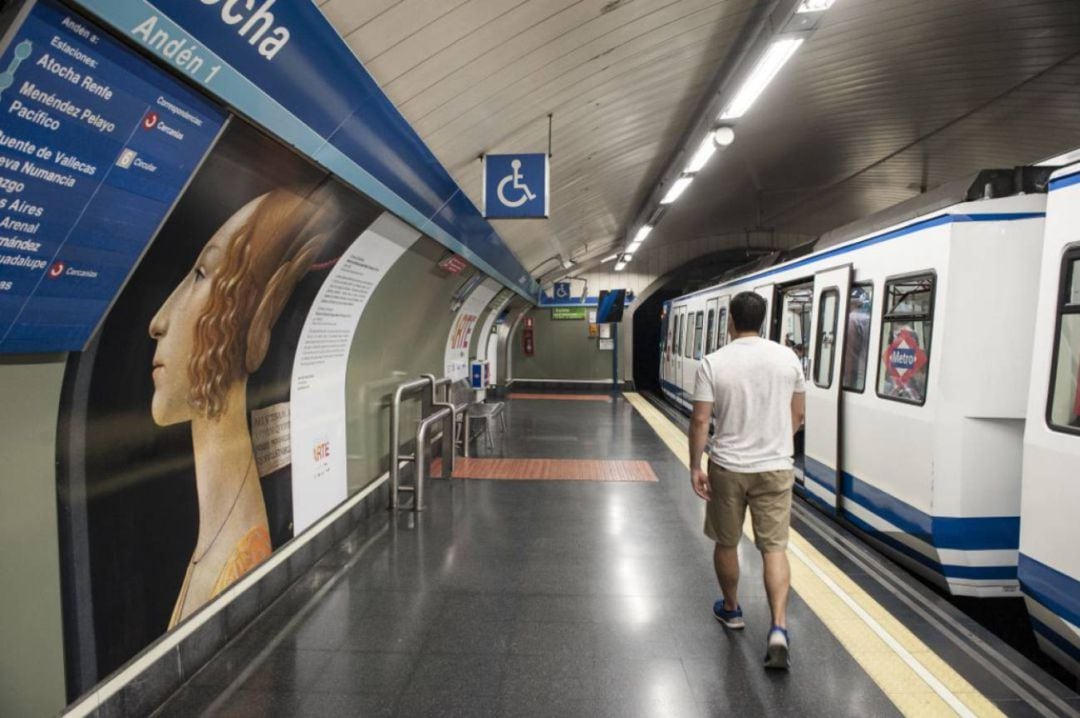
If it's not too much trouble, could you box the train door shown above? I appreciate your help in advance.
[674,305,687,390]
[805,264,853,512]
[754,285,774,338]
[704,298,718,354]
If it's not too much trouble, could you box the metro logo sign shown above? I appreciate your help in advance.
[884,328,927,386]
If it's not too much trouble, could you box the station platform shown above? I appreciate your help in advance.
[152,392,1080,718]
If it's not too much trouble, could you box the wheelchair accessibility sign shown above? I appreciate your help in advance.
[483,153,549,219]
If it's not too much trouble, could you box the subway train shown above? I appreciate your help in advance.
[658,165,1079,676]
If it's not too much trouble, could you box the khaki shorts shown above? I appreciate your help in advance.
[703,463,794,553]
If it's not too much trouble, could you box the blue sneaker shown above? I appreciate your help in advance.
[712,600,744,629]
[764,626,790,669]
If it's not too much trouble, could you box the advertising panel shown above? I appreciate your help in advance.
[56,118,386,692]
[444,277,499,381]
[0,0,226,352]
[290,213,418,532]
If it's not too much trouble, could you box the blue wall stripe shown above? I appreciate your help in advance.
[72,0,539,300]
[674,212,1045,304]
[1018,554,1080,629]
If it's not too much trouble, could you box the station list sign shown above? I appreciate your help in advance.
[0,0,226,353]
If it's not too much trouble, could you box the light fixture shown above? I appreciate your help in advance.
[685,134,717,174]
[796,0,835,12]
[660,175,693,204]
[714,126,735,146]
[626,240,644,254]
[600,253,619,263]
[632,224,653,244]
[614,261,627,271]
[719,37,804,120]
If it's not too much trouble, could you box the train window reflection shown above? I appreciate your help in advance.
[842,284,874,392]
[705,309,716,354]
[684,312,694,359]
[876,274,935,405]
[815,289,839,388]
[717,306,729,349]
[1048,256,1080,431]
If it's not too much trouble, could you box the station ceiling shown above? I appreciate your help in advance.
[318,0,1080,278]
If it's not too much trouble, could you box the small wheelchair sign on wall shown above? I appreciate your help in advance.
[483,153,549,219]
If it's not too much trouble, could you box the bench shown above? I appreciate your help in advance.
[448,379,506,453]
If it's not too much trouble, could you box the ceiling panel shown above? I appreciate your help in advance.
[319,0,1080,280]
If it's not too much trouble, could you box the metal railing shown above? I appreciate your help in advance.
[389,374,457,511]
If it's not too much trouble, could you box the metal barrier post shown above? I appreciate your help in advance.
[389,377,430,510]
[414,406,452,511]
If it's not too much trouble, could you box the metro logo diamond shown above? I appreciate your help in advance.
[884,328,927,386]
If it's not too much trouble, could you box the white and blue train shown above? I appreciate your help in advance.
[659,166,1079,675]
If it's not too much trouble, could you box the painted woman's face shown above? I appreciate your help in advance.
[148,200,259,426]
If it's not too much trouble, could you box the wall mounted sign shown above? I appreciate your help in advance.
[0,0,226,353]
[482,153,549,219]
[438,253,469,274]
[551,306,585,320]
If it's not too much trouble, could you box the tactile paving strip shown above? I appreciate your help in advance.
[448,457,657,482]
[508,393,613,401]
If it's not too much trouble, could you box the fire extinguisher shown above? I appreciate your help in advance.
[523,316,534,357]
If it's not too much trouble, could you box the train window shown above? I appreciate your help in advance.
[814,289,840,388]
[705,309,716,354]
[685,313,696,359]
[694,311,705,360]
[842,283,874,393]
[717,306,729,348]
[780,285,813,379]
[674,313,682,356]
[876,274,935,405]
[1048,253,1080,432]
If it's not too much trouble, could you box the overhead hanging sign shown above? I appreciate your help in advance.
[0,0,226,353]
[483,153,549,219]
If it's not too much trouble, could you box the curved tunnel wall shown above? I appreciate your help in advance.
[0,2,531,714]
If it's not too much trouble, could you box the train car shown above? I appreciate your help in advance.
[1018,162,1080,675]
[660,171,1050,599]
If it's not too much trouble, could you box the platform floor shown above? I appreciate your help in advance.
[154,393,1079,717]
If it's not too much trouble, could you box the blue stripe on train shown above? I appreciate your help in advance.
[1029,616,1080,662]
[1018,553,1080,630]
[803,456,1019,551]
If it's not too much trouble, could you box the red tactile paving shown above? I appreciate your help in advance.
[508,393,613,401]
[445,457,658,482]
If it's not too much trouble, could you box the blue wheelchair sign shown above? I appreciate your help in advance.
[483,153,549,219]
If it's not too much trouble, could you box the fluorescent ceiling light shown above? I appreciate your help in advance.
[614,261,627,271]
[685,134,717,173]
[796,0,835,12]
[1037,148,1080,166]
[626,240,644,254]
[600,253,619,263]
[632,224,653,244]
[661,175,693,204]
[719,37,804,121]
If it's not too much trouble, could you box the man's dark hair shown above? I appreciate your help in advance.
[730,291,767,333]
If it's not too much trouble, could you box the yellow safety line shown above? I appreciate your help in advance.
[622,392,1003,718]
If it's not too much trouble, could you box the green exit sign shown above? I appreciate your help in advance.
[551,307,586,320]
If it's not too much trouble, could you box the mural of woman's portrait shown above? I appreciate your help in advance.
[56,121,382,692]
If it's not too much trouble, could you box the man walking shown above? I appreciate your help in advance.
[688,291,806,669]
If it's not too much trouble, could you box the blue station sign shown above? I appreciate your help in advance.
[483,153,549,219]
[0,0,226,353]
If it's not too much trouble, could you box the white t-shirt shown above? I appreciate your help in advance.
[692,337,806,473]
